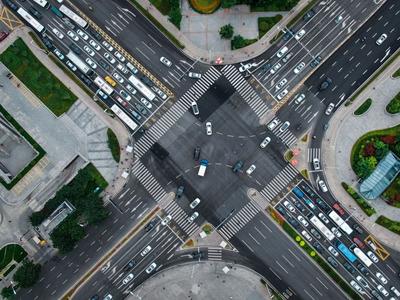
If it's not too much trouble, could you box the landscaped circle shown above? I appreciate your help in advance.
[189,0,221,14]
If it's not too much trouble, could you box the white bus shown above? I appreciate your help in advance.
[328,210,353,235]
[310,216,335,241]
[59,4,88,28]
[94,76,114,96]
[17,7,45,33]
[128,75,156,101]
[32,0,50,9]
[66,52,93,76]
[353,248,373,267]
[111,104,138,131]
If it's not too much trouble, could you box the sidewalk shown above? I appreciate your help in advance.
[322,55,400,251]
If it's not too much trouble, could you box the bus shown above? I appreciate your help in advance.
[310,216,335,241]
[66,52,93,76]
[32,0,50,9]
[59,4,88,28]
[353,248,372,267]
[17,7,45,34]
[328,210,353,235]
[337,242,357,263]
[128,75,156,101]
[94,76,114,96]
[110,104,138,131]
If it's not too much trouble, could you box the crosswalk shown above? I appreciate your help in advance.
[260,164,299,202]
[131,160,166,202]
[308,148,321,162]
[207,247,222,261]
[267,118,297,147]
[218,201,260,240]
[221,65,269,118]
[163,200,199,237]
[134,67,221,158]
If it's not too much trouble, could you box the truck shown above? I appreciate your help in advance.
[198,159,208,177]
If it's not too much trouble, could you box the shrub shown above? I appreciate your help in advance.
[258,15,282,38]
[376,215,400,234]
[221,0,236,8]
[219,24,234,39]
[354,98,372,115]
[381,135,396,144]
[231,35,257,50]
[341,182,376,216]
[363,143,375,157]
[168,6,182,29]
[13,260,41,288]
[386,91,400,114]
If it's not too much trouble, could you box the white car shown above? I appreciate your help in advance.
[140,97,152,109]
[328,246,339,257]
[123,273,134,284]
[313,157,320,170]
[120,90,131,101]
[117,63,129,74]
[294,62,306,74]
[145,263,157,274]
[161,215,172,226]
[113,72,124,84]
[191,101,199,115]
[114,51,126,62]
[190,198,201,209]
[67,30,79,41]
[188,212,199,223]
[188,72,201,79]
[104,294,112,300]
[66,60,77,71]
[104,52,116,64]
[294,93,305,104]
[83,45,95,57]
[141,245,152,256]
[376,33,387,45]
[260,136,271,148]
[318,213,329,224]
[239,63,252,72]
[367,251,379,263]
[275,78,287,91]
[377,285,389,297]
[246,164,256,175]
[52,28,64,39]
[126,84,137,94]
[277,46,288,58]
[391,286,400,297]
[283,200,295,213]
[267,119,279,130]
[53,49,64,60]
[297,215,309,227]
[325,103,335,115]
[318,180,328,192]
[160,56,172,67]
[89,39,100,51]
[206,122,212,135]
[270,63,281,74]
[102,40,114,51]
[76,29,88,40]
[356,276,369,288]
[85,58,97,69]
[279,121,290,132]
[350,280,363,293]
[331,227,342,238]
[376,272,388,284]
[335,15,343,24]
[301,230,312,242]
[277,89,288,100]
[294,29,306,40]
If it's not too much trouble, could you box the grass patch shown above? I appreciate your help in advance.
[258,15,282,39]
[386,91,400,114]
[341,182,376,216]
[0,244,27,272]
[202,224,212,235]
[107,129,120,163]
[393,67,400,78]
[189,0,221,14]
[382,176,400,207]
[231,37,258,50]
[0,38,77,116]
[150,0,171,15]
[284,150,294,161]
[28,31,47,51]
[300,169,309,180]
[354,98,372,116]
[301,134,308,142]
[376,215,400,234]
[85,163,108,189]
[245,0,300,12]
[0,104,46,190]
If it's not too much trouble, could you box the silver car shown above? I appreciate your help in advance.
[188,212,199,223]
[113,72,124,84]
[260,136,271,148]
[83,45,95,57]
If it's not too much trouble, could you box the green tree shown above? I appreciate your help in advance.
[168,7,182,29]
[82,193,109,225]
[219,24,234,39]
[222,0,237,8]
[374,140,389,160]
[231,35,246,50]
[1,286,16,299]
[354,156,377,179]
[13,260,41,288]
[50,215,85,253]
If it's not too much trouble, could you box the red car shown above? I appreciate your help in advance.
[353,237,365,249]
[333,202,345,215]
[0,32,8,42]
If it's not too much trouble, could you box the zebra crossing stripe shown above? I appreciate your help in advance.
[131,161,166,202]
[260,165,298,201]
[163,200,200,236]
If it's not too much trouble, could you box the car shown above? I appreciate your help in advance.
[193,146,201,161]
[85,58,97,69]
[270,63,282,74]
[67,30,79,41]
[114,51,126,62]
[294,202,306,213]
[76,29,88,40]
[155,89,167,100]
[350,280,363,293]
[327,256,338,268]
[146,262,157,274]
[144,218,158,231]
[88,27,102,41]
[344,262,356,274]
[277,206,286,216]
[331,227,342,238]
[318,213,329,224]
[260,136,271,148]
[288,217,299,228]
[277,46,288,58]
[294,62,306,74]
[313,241,323,251]
[333,202,345,215]
[328,246,339,257]
[376,33,387,45]
[232,160,244,173]
[52,28,64,39]
[239,63,252,72]
[353,224,364,234]
[267,119,279,130]
[377,285,389,297]
[316,198,329,212]
[113,72,124,84]
[356,263,370,276]
[124,260,136,271]
[97,90,108,100]
[310,228,321,239]
[130,109,142,121]
[277,89,288,100]
[294,93,305,104]
[246,164,256,175]
[83,45,95,57]
[103,294,113,300]
[371,290,384,300]
[319,77,332,91]
[190,198,201,209]
[120,90,131,101]
[140,97,152,109]
[275,78,287,91]
[318,180,328,192]
[302,9,315,21]
[260,63,271,71]
[89,39,100,50]
[90,295,99,300]
[161,215,172,226]
[117,63,128,74]
[391,286,400,297]
[116,96,128,107]
[141,245,152,256]
[80,74,92,85]
[29,6,42,19]
[134,103,147,115]
[188,212,199,223]
[141,76,153,87]
[123,273,134,284]
[376,272,388,284]
[294,29,306,40]
[335,15,343,24]
[188,72,201,78]
[310,56,322,68]
[104,52,116,64]
[98,59,110,71]
[355,276,369,288]
[206,122,212,135]
[126,84,137,94]
[301,230,312,242]
[53,48,64,60]
[160,56,172,67]
[126,62,138,74]
[297,215,309,227]
[66,60,77,72]
[282,52,293,63]
[325,103,335,115]
[279,121,290,132]
[283,201,295,213]
[282,29,294,41]
[102,40,114,51]
[191,101,199,115]
[176,186,184,198]
[313,157,320,170]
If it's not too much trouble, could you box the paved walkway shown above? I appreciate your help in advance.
[322,55,400,251]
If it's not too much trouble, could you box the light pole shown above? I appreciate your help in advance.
[10,281,16,295]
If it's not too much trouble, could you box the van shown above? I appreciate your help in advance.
[105,76,116,87]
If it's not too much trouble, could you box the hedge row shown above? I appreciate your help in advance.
[341,182,376,216]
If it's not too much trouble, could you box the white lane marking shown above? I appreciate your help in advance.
[288,248,301,262]
[241,239,255,253]
[275,260,288,273]
[269,267,282,280]
[316,277,329,289]
[248,233,260,245]
[310,283,323,296]
[259,220,273,232]
[304,289,316,300]
[254,226,266,239]
[282,255,295,268]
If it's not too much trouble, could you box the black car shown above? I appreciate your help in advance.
[315,198,329,212]
[134,103,148,116]
[343,262,355,274]
[88,27,102,41]
[29,6,42,19]
[42,36,54,50]
[4,0,18,11]
[282,29,295,41]
[302,9,315,21]
[294,202,306,213]
[80,74,92,86]
[352,224,364,234]
[90,295,100,300]
[176,186,184,198]
[277,206,286,216]
[288,217,299,228]
[141,76,153,87]
[319,77,332,91]
[70,43,81,55]
[193,146,201,161]
[98,59,110,71]
[327,256,338,268]
[312,242,322,252]
[145,218,158,231]
[232,160,244,173]
[192,251,204,259]
[310,56,322,68]
[124,259,136,271]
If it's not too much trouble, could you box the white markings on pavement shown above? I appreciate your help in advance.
[275,260,288,274]
[303,289,316,300]
[241,239,255,253]
[259,220,272,232]
[316,277,329,289]
[281,255,295,268]
[254,226,266,239]
[288,248,301,262]
[135,47,150,61]
[310,283,323,296]
[248,233,260,245]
